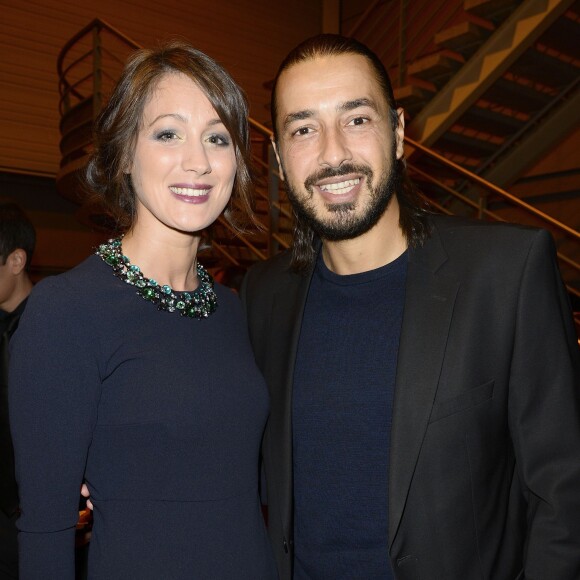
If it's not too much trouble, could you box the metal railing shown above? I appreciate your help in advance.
[405,136,580,305]
[57,19,140,117]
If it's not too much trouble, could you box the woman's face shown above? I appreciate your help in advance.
[127,72,237,236]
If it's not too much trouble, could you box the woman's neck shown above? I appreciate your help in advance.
[120,226,201,292]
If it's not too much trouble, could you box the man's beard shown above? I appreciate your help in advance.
[283,150,400,242]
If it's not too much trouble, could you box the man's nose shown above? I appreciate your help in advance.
[317,127,352,168]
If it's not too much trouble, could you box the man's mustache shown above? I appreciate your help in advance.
[304,164,373,190]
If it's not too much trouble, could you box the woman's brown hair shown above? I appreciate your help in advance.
[86,40,257,234]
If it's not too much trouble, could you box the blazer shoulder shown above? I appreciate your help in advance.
[431,213,545,238]
[429,214,551,257]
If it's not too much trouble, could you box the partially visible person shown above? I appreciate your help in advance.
[242,34,580,579]
[0,201,35,579]
[9,42,276,579]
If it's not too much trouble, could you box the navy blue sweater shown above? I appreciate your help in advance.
[293,252,407,578]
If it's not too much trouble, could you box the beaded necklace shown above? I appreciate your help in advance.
[96,238,218,319]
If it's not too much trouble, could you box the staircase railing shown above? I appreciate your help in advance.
[57,19,140,118]
[405,136,580,306]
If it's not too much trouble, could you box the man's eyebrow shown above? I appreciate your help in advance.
[282,110,314,131]
[338,98,379,113]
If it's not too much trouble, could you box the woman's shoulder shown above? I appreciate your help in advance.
[26,254,115,322]
[33,254,111,294]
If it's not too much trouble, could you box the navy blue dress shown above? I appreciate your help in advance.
[9,255,277,579]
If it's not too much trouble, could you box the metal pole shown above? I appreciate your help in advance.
[398,0,408,87]
[92,24,103,120]
[268,143,280,257]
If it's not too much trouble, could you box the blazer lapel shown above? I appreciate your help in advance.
[268,263,313,531]
[389,226,459,547]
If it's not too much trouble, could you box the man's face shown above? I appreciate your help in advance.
[273,53,405,241]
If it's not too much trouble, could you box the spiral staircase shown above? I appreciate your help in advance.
[56,8,580,330]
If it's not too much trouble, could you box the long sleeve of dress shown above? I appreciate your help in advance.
[9,277,101,580]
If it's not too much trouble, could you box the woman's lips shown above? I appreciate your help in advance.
[169,184,211,203]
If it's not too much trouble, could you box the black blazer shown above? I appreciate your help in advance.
[242,215,580,580]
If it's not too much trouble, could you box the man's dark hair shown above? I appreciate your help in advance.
[270,34,432,272]
[0,201,36,269]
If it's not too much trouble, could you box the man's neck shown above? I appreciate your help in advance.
[321,198,407,275]
[0,276,32,313]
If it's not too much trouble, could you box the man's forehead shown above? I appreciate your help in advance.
[280,53,373,86]
[276,53,384,113]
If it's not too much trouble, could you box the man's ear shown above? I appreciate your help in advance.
[394,107,405,160]
[271,137,285,181]
[7,249,27,276]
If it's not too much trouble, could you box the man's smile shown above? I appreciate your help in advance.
[317,178,361,196]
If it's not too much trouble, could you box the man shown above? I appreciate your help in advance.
[0,201,35,579]
[241,34,580,579]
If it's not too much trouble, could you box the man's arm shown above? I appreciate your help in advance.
[508,229,580,578]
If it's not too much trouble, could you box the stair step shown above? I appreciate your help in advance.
[459,106,526,137]
[59,121,92,159]
[60,96,94,135]
[407,51,465,87]
[538,11,580,61]
[394,84,435,116]
[434,17,495,56]
[481,77,553,115]
[510,47,580,92]
[464,0,522,23]
[436,130,503,160]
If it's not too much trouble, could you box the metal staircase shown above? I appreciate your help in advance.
[56,17,579,330]
[347,0,579,324]
[405,0,579,183]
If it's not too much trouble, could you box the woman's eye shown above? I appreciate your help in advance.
[207,134,230,147]
[155,130,178,142]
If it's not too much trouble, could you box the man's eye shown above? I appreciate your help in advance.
[349,117,368,126]
[293,127,312,136]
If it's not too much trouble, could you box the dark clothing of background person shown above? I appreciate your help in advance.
[0,298,27,579]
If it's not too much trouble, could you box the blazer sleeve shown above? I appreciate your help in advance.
[9,278,102,579]
[508,229,580,578]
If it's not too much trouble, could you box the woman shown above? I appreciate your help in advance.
[9,41,277,579]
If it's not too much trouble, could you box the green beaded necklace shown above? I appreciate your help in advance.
[96,238,218,319]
